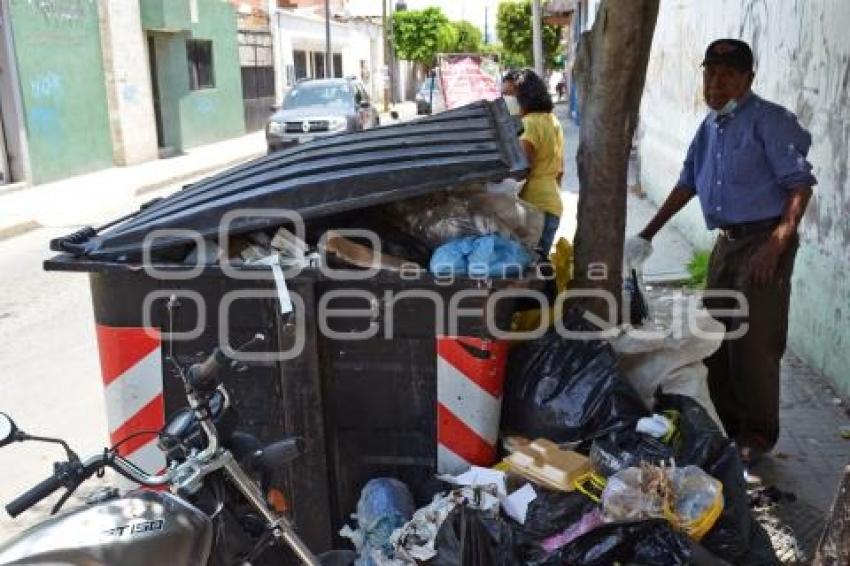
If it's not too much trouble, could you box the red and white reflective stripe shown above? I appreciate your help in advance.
[436,337,508,475]
[95,325,165,484]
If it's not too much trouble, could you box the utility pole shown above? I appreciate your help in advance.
[382,0,389,111]
[484,6,489,45]
[324,0,331,78]
[531,0,544,76]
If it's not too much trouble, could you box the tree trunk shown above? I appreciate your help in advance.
[571,0,659,322]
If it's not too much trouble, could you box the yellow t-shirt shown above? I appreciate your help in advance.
[519,112,564,217]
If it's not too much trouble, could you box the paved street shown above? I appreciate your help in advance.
[0,176,199,541]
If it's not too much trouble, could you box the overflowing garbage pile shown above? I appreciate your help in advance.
[339,308,779,565]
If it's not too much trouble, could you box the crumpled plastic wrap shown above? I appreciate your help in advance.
[601,464,724,541]
[390,485,500,563]
[388,185,544,250]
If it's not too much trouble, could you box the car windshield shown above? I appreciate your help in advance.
[283,84,352,109]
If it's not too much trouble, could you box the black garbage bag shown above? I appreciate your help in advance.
[431,504,519,566]
[510,488,598,564]
[654,394,778,565]
[502,308,648,442]
[554,519,691,565]
[589,429,674,477]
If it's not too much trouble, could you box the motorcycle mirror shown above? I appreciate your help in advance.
[0,412,19,447]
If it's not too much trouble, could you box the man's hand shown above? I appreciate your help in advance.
[638,186,694,241]
[749,186,811,286]
[748,223,796,286]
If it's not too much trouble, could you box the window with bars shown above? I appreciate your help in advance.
[187,39,215,90]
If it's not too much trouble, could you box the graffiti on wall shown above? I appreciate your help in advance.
[14,0,95,28]
[30,71,62,100]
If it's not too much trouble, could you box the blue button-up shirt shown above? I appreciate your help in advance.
[677,91,817,229]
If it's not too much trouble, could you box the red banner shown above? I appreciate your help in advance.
[439,55,501,110]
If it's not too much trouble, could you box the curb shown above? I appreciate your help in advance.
[0,220,42,242]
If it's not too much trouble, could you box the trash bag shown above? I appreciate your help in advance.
[654,394,777,564]
[389,185,544,250]
[510,488,597,559]
[429,234,532,277]
[340,478,415,566]
[431,504,519,566]
[553,519,692,565]
[501,308,648,443]
[600,464,724,542]
[589,429,673,477]
[609,297,725,430]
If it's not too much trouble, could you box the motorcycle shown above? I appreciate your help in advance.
[0,307,347,565]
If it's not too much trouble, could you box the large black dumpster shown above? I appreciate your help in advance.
[44,100,543,555]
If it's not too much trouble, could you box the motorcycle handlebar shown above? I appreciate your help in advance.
[187,333,265,391]
[5,473,64,518]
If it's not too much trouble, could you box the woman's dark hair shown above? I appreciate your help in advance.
[515,69,553,113]
[502,69,520,83]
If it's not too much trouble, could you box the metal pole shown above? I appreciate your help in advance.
[484,6,489,45]
[324,0,331,78]
[382,0,389,111]
[532,0,544,76]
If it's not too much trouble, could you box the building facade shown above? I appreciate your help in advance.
[142,0,245,153]
[271,7,384,104]
[637,0,850,397]
[0,0,246,186]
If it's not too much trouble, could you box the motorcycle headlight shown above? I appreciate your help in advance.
[268,121,284,136]
[328,117,348,132]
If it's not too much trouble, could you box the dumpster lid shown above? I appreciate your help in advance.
[50,100,528,260]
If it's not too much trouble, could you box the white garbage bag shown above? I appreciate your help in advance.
[609,296,726,432]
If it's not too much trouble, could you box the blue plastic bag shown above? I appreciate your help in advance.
[343,478,415,566]
[430,235,532,277]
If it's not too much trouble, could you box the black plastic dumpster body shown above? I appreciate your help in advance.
[44,100,544,557]
[45,256,533,555]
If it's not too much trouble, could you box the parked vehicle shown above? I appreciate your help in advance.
[415,76,447,115]
[0,305,342,565]
[266,78,380,153]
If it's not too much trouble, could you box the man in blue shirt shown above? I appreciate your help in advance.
[637,39,816,466]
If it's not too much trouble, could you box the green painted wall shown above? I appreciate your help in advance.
[141,0,191,31]
[149,0,244,152]
[9,0,113,184]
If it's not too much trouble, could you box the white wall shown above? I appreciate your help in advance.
[638,0,850,396]
[97,0,158,165]
[273,11,383,101]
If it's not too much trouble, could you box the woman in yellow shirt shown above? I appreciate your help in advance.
[515,69,564,257]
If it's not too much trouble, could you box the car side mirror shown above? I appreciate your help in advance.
[269,104,281,112]
[0,412,19,447]
[359,100,370,109]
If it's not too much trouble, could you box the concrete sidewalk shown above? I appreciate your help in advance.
[0,132,266,242]
[554,103,693,283]
[554,103,849,562]
[0,102,419,243]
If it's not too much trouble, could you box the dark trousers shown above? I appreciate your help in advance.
[539,213,560,258]
[702,231,799,451]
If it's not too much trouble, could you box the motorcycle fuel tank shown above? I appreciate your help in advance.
[0,490,212,565]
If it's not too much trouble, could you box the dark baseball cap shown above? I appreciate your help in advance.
[701,39,754,71]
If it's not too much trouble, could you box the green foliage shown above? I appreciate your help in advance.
[496,0,563,68]
[391,7,451,67]
[450,20,483,54]
[686,250,711,288]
